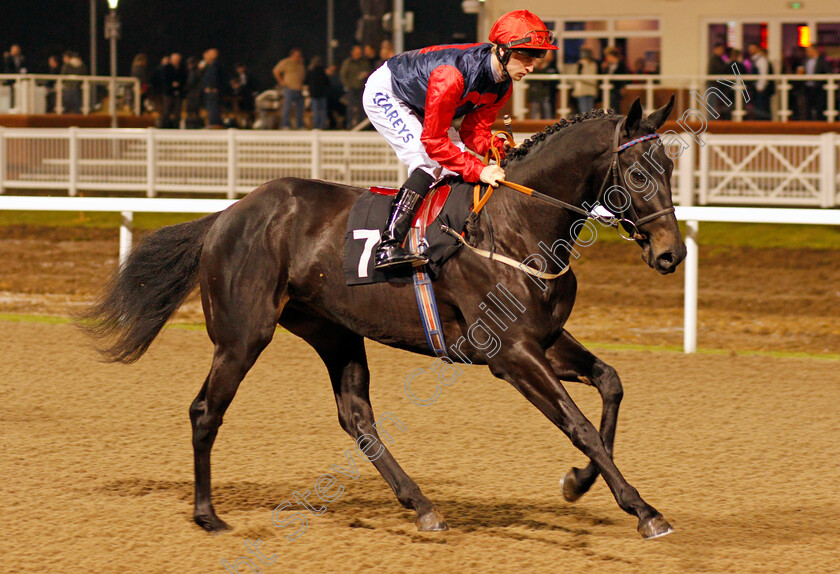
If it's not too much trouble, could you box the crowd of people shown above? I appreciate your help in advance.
[1,40,398,129]
[3,40,839,126]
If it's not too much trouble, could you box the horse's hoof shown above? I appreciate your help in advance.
[415,508,449,531]
[637,514,674,539]
[560,469,584,502]
[195,513,232,533]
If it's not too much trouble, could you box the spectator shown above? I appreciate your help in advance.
[3,44,26,74]
[728,48,746,73]
[527,50,557,119]
[45,54,61,113]
[364,44,378,69]
[631,57,646,75]
[184,56,205,128]
[375,40,394,69]
[60,51,87,114]
[273,48,306,129]
[340,45,370,128]
[707,43,732,119]
[149,55,169,112]
[130,53,149,112]
[785,46,807,120]
[601,47,628,113]
[727,48,747,116]
[202,48,224,128]
[803,46,830,121]
[3,44,27,109]
[305,56,329,130]
[573,49,599,114]
[160,53,186,128]
[230,63,257,128]
[747,44,774,120]
[326,63,346,129]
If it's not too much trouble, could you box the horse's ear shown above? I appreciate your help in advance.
[646,94,676,131]
[625,98,643,135]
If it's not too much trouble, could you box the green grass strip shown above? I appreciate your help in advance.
[580,340,840,362]
[2,312,836,361]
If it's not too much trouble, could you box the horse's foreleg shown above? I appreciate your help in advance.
[489,341,671,539]
[307,327,447,531]
[546,330,623,502]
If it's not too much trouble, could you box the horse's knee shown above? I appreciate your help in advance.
[594,362,623,404]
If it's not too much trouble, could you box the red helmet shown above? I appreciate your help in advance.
[489,10,557,52]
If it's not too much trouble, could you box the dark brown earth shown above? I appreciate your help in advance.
[1,224,838,354]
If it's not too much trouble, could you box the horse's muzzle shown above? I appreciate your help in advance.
[653,242,686,274]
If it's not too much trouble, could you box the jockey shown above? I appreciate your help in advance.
[363,9,557,269]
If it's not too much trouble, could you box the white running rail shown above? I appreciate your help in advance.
[0,128,837,207]
[1,196,838,354]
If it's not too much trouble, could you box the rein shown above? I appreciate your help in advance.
[461,118,675,279]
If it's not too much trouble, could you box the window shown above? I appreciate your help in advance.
[554,18,661,73]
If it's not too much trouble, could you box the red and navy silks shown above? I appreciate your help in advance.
[386,43,511,182]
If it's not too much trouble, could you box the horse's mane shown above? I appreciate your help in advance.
[501,108,617,167]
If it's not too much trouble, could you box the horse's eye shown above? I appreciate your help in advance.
[631,170,646,183]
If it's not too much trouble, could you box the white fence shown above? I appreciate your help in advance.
[1,128,839,207]
[0,128,408,197]
[516,73,840,122]
[1,196,838,354]
[0,74,141,115]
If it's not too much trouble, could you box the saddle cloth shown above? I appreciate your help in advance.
[344,177,475,285]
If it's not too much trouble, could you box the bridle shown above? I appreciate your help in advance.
[446,118,678,281]
[485,117,676,242]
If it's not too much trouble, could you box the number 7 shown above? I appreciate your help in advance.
[353,229,381,278]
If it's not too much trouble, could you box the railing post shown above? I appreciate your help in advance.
[645,78,655,114]
[0,126,5,194]
[55,78,64,114]
[134,79,141,116]
[732,82,746,122]
[512,79,527,120]
[777,76,791,122]
[678,137,695,206]
[311,131,321,180]
[227,128,237,199]
[81,79,91,115]
[600,78,612,111]
[821,132,836,208]
[557,79,570,118]
[14,76,27,114]
[68,126,78,197]
[683,220,699,354]
[698,134,709,204]
[825,79,838,123]
[146,127,156,198]
[119,211,133,266]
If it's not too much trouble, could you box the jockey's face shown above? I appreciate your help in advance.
[507,51,538,80]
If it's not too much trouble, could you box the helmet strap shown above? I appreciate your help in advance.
[494,45,512,81]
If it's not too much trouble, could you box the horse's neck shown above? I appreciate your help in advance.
[487,127,607,266]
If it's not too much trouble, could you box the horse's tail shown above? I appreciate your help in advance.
[79,212,222,363]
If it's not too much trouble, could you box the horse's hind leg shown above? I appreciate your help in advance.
[291,318,447,531]
[190,261,285,532]
[546,330,624,503]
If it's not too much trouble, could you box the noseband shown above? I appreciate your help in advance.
[590,117,674,241]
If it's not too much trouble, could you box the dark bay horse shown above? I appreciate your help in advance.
[83,97,685,539]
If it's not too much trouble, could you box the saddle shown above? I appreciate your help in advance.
[344,177,477,285]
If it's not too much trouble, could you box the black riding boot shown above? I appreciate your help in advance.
[374,170,434,269]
